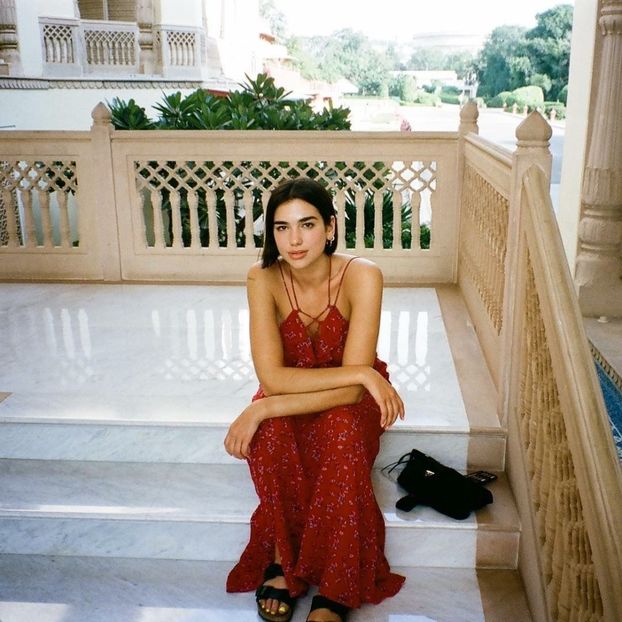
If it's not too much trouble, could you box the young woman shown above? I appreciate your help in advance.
[224,177,405,622]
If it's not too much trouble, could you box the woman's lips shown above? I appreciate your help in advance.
[288,250,307,259]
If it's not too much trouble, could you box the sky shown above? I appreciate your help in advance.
[271,0,574,40]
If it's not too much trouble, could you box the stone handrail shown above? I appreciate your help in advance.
[81,20,139,72]
[37,18,189,77]
[0,103,460,283]
[513,163,622,621]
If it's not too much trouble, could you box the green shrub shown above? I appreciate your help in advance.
[441,85,461,96]
[504,85,544,112]
[414,91,441,106]
[440,93,461,105]
[107,73,352,131]
[487,91,512,108]
[544,101,566,120]
[108,98,156,129]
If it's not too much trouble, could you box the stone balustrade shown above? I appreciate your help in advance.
[38,17,199,77]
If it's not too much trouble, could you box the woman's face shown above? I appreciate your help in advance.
[273,198,334,269]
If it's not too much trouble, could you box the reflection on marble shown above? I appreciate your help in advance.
[0,556,487,622]
[0,283,467,429]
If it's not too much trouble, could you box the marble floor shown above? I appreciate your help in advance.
[0,283,468,430]
[0,556,533,622]
[0,283,528,622]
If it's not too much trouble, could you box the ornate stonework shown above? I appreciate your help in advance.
[0,0,20,74]
[576,0,622,317]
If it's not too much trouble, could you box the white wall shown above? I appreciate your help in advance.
[158,0,202,26]
[0,87,197,130]
[15,1,43,76]
[557,0,599,273]
[36,0,79,18]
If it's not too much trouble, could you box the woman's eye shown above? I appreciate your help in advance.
[303,222,314,229]
[275,225,287,232]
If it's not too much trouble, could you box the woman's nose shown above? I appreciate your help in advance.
[289,228,302,245]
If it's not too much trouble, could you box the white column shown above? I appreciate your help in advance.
[0,0,21,75]
[575,0,622,317]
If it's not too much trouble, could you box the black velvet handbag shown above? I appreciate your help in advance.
[383,449,493,520]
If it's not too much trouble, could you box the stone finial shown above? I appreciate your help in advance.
[91,102,112,127]
[459,99,479,135]
[516,110,552,145]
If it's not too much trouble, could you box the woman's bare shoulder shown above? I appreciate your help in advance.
[337,254,382,282]
[247,261,281,285]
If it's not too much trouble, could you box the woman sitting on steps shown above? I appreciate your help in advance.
[224,177,405,622]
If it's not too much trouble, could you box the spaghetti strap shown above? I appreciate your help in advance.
[332,256,359,307]
[277,260,295,311]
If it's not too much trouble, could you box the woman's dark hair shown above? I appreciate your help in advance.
[261,177,338,268]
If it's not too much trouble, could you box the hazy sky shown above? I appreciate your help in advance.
[272,0,574,39]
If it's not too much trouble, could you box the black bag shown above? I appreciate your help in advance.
[383,449,493,520]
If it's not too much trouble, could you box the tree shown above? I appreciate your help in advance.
[474,25,529,98]
[289,30,391,96]
[473,4,573,102]
[259,0,287,39]
[525,4,573,100]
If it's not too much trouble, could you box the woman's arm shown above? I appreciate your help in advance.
[224,385,363,459]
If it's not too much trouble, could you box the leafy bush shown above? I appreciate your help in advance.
[441,85,461,96]
[414,91,441,106]
[487,91,512,108]
[544,101,566,120]
[108,98,156,129]
[440,93,461,105]
[107,73,352,131]
[505,85,544,112]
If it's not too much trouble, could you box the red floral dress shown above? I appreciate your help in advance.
[226,258,405,608]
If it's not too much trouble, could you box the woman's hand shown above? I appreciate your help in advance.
[224,401,266,460]
[362,367,405,429]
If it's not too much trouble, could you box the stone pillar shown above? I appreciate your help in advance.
[0,0,20,75]
[575,0,622,317]
[137,0,155,74]
[459,99,479,136]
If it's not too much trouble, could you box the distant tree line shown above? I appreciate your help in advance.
[260,1,573,105]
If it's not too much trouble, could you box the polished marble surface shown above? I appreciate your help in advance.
[0,556,487,622]
[0,459,518,567]
[0,283,467,430]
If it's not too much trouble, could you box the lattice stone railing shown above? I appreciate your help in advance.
[0,160,79,248]
[520,254,603,621]
[459,163,508,335]
[40,18,79,65]
[132,159,436,252]
[82,20,138,68]
[155,26,201,71]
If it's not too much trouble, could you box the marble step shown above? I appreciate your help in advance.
[0,393,505,470]
[0,460,519,568]
[0,555,533,622]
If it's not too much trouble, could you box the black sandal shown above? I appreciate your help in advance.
[255,562,296,622]
[307,594,350,622]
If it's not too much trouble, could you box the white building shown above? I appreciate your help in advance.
[0,0,262,129]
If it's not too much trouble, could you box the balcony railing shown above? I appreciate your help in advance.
[0,102,621,621]
[38,17,201,77]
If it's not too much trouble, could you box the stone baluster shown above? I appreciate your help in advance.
[575,0,622,317]
[0,0,20,75]
[459,99,479,136]
[137,0,155,74]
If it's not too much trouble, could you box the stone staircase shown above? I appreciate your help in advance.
[0,283,532,621]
